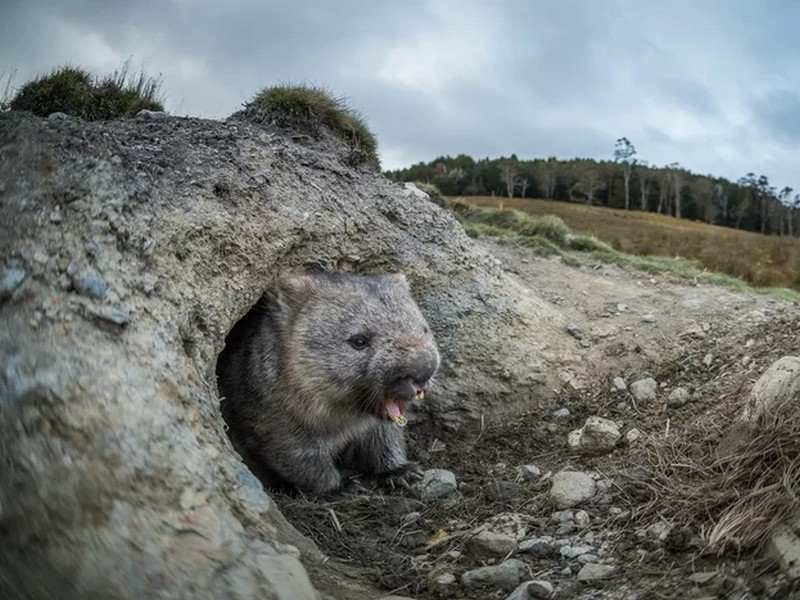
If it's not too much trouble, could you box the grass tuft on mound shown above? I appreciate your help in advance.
[242,84,379,167]
[9,61,164,120]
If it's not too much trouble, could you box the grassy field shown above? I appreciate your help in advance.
[458,196,800,292]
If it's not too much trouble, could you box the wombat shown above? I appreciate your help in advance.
[217,272,440,496]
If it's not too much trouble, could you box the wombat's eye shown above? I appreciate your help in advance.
[348,334,370,350]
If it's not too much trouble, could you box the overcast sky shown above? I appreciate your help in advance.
[2,0,799,192]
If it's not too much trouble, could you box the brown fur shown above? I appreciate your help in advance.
[217,272,439,496]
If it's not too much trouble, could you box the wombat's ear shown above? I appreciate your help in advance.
[272,275,318,315]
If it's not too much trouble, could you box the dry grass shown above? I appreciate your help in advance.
[618,396,800,554]
[459,196,800,291]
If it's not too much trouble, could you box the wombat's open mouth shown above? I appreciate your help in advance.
[384,379,429,426]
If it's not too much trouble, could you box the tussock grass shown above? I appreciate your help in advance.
[239,84,379,166]
[464,196,800,292]
[9,61,164,120]
[443,196,800,300]
[619,396,800,553]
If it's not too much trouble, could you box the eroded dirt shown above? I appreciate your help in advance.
[277,240,800,600]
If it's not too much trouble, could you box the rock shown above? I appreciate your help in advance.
[629,378,657,403]
[136,109,169,119]
[82,303,132,326]
[550,470,597,509]
[1,262,26,300]
[551,510,574,523]
[428,569,457,594]
[667,387,690,407]
[469,530,518,557]
[460,559,524,590]
[625,428,641,444]
[646,521,672,542]
[418,469,458,499]
[574,510,590,529]
[70,267,108,299]
[577,553,598,564]
[559,545,595,559]
[576,563,615,581]
[612,376,627,392]
[552,407,570,420]
[517,464,541,481]
[527,580,554,599]
[719,356,800,458]
[484,512,529,540]
[616,303,628,313]
[569,416,620,455]
[519,537,553,557]
[506,580,554,600]
[703,353,714,367]
[48,112,69,121]
[642,313,657,323]
[566,323,582,339]
[766,512,800,579]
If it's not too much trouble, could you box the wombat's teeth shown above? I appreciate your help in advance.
[389,414,408,427]
[415,390,425,400]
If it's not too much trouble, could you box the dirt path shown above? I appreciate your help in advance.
[285,242,800,600]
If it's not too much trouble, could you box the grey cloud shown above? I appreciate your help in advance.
[752,90,800,148]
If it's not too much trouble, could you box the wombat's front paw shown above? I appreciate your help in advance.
[379,462,424,490]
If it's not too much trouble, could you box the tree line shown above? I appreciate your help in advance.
[385,138,800,237]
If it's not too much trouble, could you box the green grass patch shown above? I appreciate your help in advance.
[241,84,379,166]
[9,61,163,120]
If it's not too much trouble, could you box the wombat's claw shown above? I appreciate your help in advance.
[380,462,424,490]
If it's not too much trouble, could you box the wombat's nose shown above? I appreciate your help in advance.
[406,353,438,387]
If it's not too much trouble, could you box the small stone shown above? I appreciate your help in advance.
[141,273,159,294]
[566,323,582,339]
[48,112,69,121]
[516,464,541,481]
[741,355,752,366]
[560,566,572,577]
[703,353,714,367]
[70,268,108,299]
[642,313,657,323]
[550,470,596,509]
[766,512,800,579]
[572,416,620,455]
[468,530,518,557]
[460,559,524,590]
[612,377,627,391]
[616,303,628,313]
[49,209,64,223]
[630,378,657,403]
[136,109,169,119]
[428,570,457,594]
[552,407,570,420]
[519,538,552,558]
[667,387,690,407]
[551,510,574,523]
[1,263,26,300]
[574,510,590,529]
[33,249,49,264]
[527,580,554,599]
[84,304,132,326]
[576,563,615,581]
[625,428,641,444]
[567,429,582,452]
[560,545,595,559]
[577,553,598,564]
[688,571,717,585]
[418,469,457,500]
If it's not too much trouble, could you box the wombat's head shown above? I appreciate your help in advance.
[275,272,440,424]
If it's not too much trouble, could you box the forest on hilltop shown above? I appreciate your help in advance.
[385,139,800,239]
